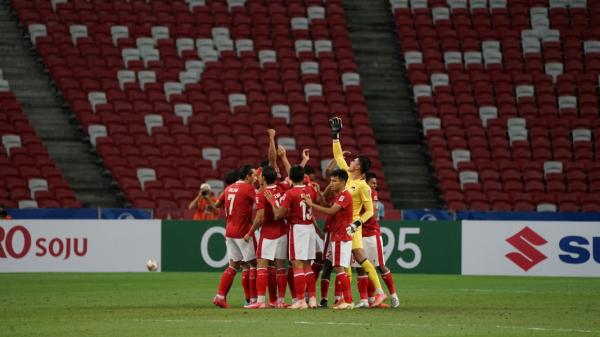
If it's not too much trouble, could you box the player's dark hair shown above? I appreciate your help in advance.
[224,170,239,185]
[304,164,315,175]
[259,159,269,168]
[365,172,377,181]
[239,165,254,180]
[289,165,305,183]
[262,166,277,184]
[331,169,349,182]
[357,155,371,174]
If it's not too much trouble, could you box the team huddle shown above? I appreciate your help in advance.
[212,117,399,309]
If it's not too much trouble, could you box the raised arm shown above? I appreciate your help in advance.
[277,145,292,177]
[268,129,277,169]
[330,117,349,172]
[299,148,310,167]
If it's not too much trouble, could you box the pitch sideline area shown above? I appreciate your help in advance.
[1,273,598,337]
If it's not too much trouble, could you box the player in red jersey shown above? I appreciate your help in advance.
[362,172,399,308]
[243,166,289,309]
[303,169,354,309]
[268,165,318,309]
[213,165,257,308]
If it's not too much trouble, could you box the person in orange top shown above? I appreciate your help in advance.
[189,183,220,221]
[0,205,12,220]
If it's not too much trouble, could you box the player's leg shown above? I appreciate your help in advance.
[355,268,370,308]
[289,225,309,309]
[274,258,288,307]
[246,258,269,308]
[332,241,354,310]
[375,234,399,308]
[352,247,386,306]
[240,262,251,304]
[214,238,243,308]
[274,234,289,307]
[248,259,258,304]
[362,235,383,306]
[235,237,257,305]
[320,259,333,307]
[246,236,273,308]
[311,234,324,279]
[303,228,318,308]
[268,262,277,306]
[352,228,386,306]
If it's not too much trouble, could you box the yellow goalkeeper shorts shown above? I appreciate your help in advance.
[351,226,363,250]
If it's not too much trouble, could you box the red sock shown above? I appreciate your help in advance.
[367,279,375,298]
[249,268,257,300]
[276,268,287,299]
[268,266,277,303]
[336,272,353,303]
[241,270,250,300]
[321,278,330,299]
[357,275,369,300]
[382,271,396,294]
[311,261,323,279]
[287,266,295,297]
[334,285,342,299]
[304,265,316,298]
[293,268,306,301]
[255,268,268,301]
[217,267,237,297]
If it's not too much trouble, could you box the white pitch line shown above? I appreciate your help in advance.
[495,325,596,334]
[407,287,599,296]
[131,318,599,334]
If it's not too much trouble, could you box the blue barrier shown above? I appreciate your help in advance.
[402,209,455,221]
[101,208,151,219]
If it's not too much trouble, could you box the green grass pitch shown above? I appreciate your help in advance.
[1,272,598,337]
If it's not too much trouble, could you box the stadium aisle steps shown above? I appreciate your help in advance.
[0,1,119,207]
[342,0,442,209]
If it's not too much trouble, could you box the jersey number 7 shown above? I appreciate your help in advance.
[225,194,235,217]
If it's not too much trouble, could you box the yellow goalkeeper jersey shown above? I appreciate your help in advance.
[333,139,374,224]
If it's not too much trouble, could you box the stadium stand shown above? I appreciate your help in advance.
[10,0,395,212]
[0,71,81,208]
[390,0,600,212]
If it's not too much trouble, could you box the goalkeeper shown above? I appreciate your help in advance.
[329,116,387,307]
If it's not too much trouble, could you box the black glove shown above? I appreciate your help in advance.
[329,116,342,139]
[346,220,362,236]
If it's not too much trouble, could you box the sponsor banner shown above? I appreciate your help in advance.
[101,208,151,220]
[457,211,600,221]
[380,221,461,274]
[0,220,161,272]
[6,209,98,219]
[462,221,600,277]
[161,220,461,274]
[161,220,227,271]
[402,209,454,221]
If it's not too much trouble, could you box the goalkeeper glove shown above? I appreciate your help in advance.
[346,220,362,236]
[328,116,342,139]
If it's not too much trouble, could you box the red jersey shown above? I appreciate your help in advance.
[219,181,256,238]
[256,185,287,239]
[328,190,353,241]
[362,190,380,237]
[280,184,317,225]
